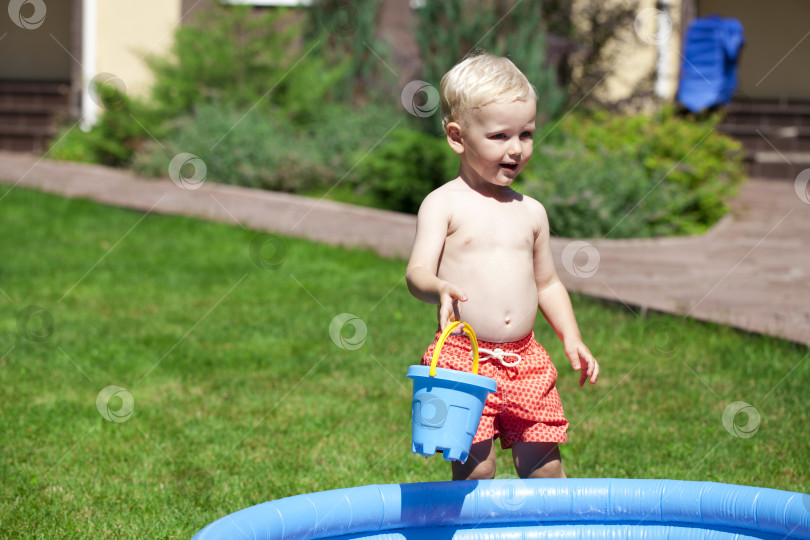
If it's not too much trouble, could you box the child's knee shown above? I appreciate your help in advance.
[454,457,496,480]
[452,440,496,480]
[522,459,565,479]
[512,441,564,478]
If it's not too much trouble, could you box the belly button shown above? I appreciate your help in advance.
[505,317,511,325]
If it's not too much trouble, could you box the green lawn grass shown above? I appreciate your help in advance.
[1,186,808,539]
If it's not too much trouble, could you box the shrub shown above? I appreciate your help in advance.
[522,141,668,238]
[415,0,565,134]
[351,127,457,214]
[133,103,328,192]
[132,102,401,194]
[51,3,349,167]
[520,107,746,238]
[146,3,347,122]
[49,88,161,167]
[305,0,394,105]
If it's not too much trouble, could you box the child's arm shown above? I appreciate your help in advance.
[406,192,468,331]
[532,203,600,386]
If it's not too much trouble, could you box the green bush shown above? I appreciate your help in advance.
[351,127,457,214]
[522,141,668,238]
[49,88,161,167]
[146,4,294,116]
[146,4,348,123]
[519,107,746,238]
[305,0,394,105]
[133,103,326,192]
[415,0,565,134]
[132,102,400,193]
[51,3,349,167]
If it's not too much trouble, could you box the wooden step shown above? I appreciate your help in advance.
[0,80,71,153]
[718,99,810,179]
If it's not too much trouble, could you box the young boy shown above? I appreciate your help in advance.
[406,52,600,481]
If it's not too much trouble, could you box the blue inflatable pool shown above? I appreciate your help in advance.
[191,478,810,539]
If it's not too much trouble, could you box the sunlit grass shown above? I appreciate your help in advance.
[1,186,807,539]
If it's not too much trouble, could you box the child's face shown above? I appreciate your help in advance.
[456,99,536,187]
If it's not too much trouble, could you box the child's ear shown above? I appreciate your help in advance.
[446,122,464,155]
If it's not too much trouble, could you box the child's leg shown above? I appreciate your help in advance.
[511,442,566,479]
[452,439,496,480]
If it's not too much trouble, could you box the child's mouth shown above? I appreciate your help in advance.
[500,163,518,171]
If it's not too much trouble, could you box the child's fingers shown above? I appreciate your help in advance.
[579,359,597,386]
[576,345,599,386]
[439,285,466,332]
[438,306,452,331]
[447,284,468,303]
[587,358,599,384]
[439,303,462,332]
[579,361,595,386]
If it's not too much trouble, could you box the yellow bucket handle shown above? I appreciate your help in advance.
[430,321,479,377]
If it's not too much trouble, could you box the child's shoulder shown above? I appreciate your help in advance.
[418,178,465,211]
[431,177,468,196]
[518,192,550,227]
[518,191,547,213]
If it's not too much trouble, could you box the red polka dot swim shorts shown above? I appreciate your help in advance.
[421,331,568,448]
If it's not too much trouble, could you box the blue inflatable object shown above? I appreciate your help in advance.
[677,15,745,113]
[408,365,496,463]
[191,479,810,539]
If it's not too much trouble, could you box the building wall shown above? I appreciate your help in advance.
[95,0,182,98]
[699,0,810,101]
[569,0,683,106]
[0,0,73,80]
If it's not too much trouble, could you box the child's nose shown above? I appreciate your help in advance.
[508,137,522,156]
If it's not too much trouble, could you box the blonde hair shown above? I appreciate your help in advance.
[440,52,537,132]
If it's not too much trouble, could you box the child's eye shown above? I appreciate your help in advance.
[489,133,507,140]
[521,131,534,139]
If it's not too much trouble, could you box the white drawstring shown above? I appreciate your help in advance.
[472,347,522,367]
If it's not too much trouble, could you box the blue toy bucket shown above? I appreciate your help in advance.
[407,321,496,463]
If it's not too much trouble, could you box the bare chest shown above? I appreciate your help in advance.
[446,203,536,252]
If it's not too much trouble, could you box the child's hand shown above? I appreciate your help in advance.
[438,283,468,333]
[565,340,599,387]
